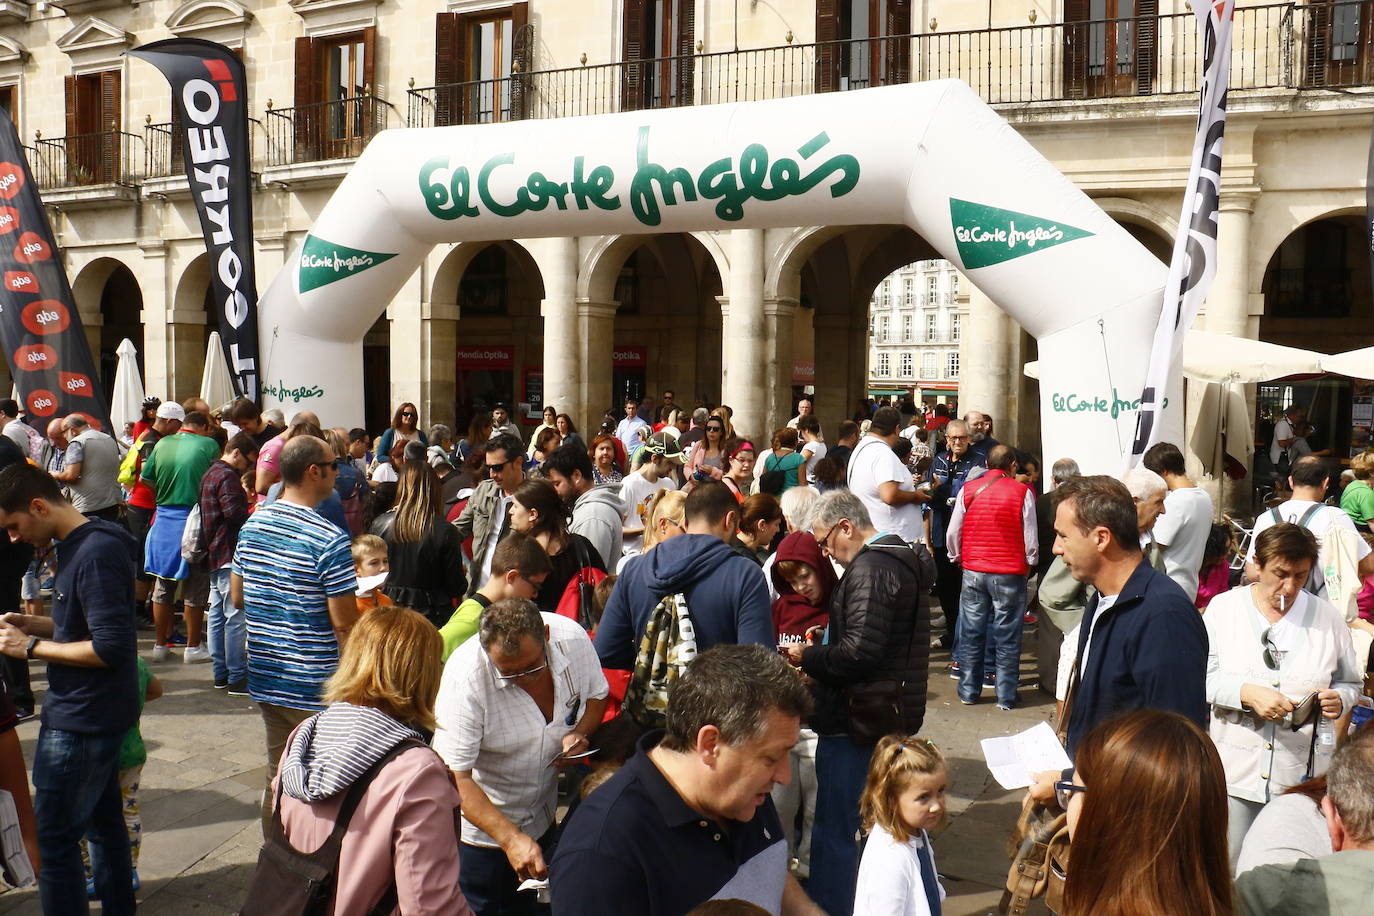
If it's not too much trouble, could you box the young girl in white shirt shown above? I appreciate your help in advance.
[854,735,948,916]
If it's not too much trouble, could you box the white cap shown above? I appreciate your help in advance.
[155,402,185,421]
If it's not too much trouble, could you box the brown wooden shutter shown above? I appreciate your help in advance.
[293,36,321,161]
[99,69,120,181]
[675,0,695,106]
[361,25,379,138]
[1304,2,1332,88]
[622,0,647,111]
[886,0,911,86]
[1063,0,1090,100]
[815,0,841,93]
[1134,0,1157,95]
[511,2,532,120]
[435,13,463,125]
[64,75,78,136]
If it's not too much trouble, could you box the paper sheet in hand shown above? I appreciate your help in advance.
[980,721,1072,790]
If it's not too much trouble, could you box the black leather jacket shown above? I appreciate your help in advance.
[800,534,933,738]
[369,510,467,621]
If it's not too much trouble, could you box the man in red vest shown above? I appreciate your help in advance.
[946,444,1037,709]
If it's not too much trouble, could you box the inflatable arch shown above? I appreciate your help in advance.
[258,80,1178,474]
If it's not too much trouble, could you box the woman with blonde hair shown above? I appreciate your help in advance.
[618,489,687,573]
[369,461,467,626]
[260,605,473,915]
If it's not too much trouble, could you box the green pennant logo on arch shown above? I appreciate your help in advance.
[949,198,1094,270]
[298,235,396,293]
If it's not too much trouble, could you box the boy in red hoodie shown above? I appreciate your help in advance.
[769,530,838,880]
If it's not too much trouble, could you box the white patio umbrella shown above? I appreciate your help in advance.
[1024,330,1327,384]
[1319,346,1374,381]
[200,331,237,411]
[110,338,144,436]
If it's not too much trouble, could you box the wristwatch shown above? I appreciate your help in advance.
[25,636,39,659]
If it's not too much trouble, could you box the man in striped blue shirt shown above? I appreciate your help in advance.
[231,435,358,833]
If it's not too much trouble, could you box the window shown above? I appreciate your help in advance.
[926,275,938,302]
[815,0,911,92]
[922,352,938,378]
[623,0,695,110]
[293,29,377,159]
[950,313,962,342]
[904,278,914,306]
[902,313,913,342]
[435,5,531,125]
[878,316,889,343]
[946,351,960,379]
[900,353,913,378]
[61,69,121,184]
[877,353,890,377]
[1064,0,1158,99]
[950,272,960,295]
[0,85,15,121]
[925,313,938,342]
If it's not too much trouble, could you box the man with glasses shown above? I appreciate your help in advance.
[230,436,359,832]
[926,418,986,662]
[782,489,931,915]
[435,597,607,915]
[454,434,526,597]
[440,532,553,661]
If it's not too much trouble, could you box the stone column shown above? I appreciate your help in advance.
[811,313,853,427]
[577,299,616,430]
[959,283,1012,426]
[136,241,173,403]
[539,237,581,426]
[389,269,426,425]
[722,229,767,435]
[421,299,459,429]
[1205,192,1256,338]
[762,297,798,435]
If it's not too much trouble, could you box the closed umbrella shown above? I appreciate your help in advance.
[110,338,144,437]
[200,332,237,411]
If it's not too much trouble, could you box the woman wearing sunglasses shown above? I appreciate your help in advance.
[1057,709,1231,916]
[684,417,729,487]
[376,402,428,473]
[1204,522,1362,871]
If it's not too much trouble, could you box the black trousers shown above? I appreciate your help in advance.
[933,546,962,645]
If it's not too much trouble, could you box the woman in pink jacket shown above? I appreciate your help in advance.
[272,605,473,915]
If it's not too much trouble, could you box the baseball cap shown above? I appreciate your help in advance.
[643,430,685,463]
[156,402,186,421]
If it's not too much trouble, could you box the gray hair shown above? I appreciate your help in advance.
[779,486,820,530]
[1051,457,1081,486]
[809,489,873,532]
[429,424,452,443]
[1121,467,1166,501]
[692,407,709,425]
[263,409,285,427]
[478,597,546,658]
[1327,725,1374,844]
[61,414,89,431]
[659,645,813,752]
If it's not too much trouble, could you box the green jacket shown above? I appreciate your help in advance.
[1235,849,1374,916]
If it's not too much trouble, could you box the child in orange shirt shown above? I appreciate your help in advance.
[351,534,394,612]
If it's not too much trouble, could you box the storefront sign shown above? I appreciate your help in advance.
[457,346,514,369]
[613,347,646,368]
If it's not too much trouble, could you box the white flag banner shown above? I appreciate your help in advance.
[1127,0,1236,466]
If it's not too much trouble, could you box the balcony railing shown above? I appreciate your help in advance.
[144,118,267,180]
[263,96,391,168]
[407,2,1374,128]
[29,129,143,190]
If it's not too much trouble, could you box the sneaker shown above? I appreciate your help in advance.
[131,870,140,892]
[15,707,34,723]
[150,644,170,662]
[984,672,997,687]
[213,676,229,689]
[183,645,211,664]
[1023,612,1038,625]
[86,876,95,897]
[948,661,961,679]
[134,611,154,632]
[996,702,1016,711]
[958,696,976,706]
[226,680,249,697]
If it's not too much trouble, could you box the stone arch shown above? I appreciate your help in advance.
[430,239,545,310]
[71,257,143,400]
[1094,197,1178,246]
[764,225,852,301]
[578,234,643,303]
[1249,203,1365,298]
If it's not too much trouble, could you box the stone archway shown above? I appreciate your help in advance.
[71,257,143,401]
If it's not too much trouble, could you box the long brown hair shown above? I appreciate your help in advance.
[513,478,568,540]
[391,402,419,433]
[1065,710,1232,916]
[391,461,442,543]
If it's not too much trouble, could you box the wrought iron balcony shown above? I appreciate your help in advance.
[29,129,143,190]
[407,2,1374,129]
[263,95,392,168]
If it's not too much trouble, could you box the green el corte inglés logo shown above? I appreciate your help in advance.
[949,199,1093,270]
[298,235,397,293]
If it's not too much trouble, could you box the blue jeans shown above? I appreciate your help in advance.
[207,566,245,683]
[956,569,1027,706]
[33,726,134,914]
[809,735,874,916]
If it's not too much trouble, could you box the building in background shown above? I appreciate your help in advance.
[867,259,965,408]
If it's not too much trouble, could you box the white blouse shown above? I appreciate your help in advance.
[854,828,945,916]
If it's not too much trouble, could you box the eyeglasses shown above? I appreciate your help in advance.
[494,660,548,682]
[1053,778,1087,810]
[946,435,968,441]
[310,461,338,475]
[518,573,547,592]
[1261,627,1281,670]
[815,522,845,552]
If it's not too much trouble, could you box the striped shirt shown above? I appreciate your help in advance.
[233,501,356,710]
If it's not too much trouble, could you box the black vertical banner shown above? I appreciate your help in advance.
[129,38,259,402]
[0,108,112,432]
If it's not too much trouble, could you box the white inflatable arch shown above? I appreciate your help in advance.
[259,80,1176,474]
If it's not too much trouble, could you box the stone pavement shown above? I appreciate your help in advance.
[0,632,1054,915]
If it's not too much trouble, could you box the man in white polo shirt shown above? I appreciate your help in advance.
[845,406,928,546]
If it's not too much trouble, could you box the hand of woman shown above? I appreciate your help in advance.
[784,643,805,665]
[1241,684,1296,721]
[1318,688,1344,719]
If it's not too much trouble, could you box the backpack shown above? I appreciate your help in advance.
[555,537,609,631]
[621,591,697,729]
[240,738,424,916]
[118,432,158,488]
[335,464,370,537]
[1267,504,1325,595]
[180,502,207,565]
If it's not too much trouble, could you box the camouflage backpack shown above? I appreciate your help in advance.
[622,591,698,729]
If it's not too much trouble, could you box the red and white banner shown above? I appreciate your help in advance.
[1128,0,1235,466]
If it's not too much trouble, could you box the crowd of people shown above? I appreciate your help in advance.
[1,388,1373,915]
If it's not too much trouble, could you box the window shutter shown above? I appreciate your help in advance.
[293,36,321,161]
[1134,0,1157,95]
[511,2,532,119]
[675,0,695,106]
[64,75,77,136]
[1063,0,1090,99]
[434,13,465,125]
[99,69,120,181]
[622,0,647,111]
[1304,2,1331,88]
[887,0,911,86]
[361,26,379,137]
[815,0,841,93]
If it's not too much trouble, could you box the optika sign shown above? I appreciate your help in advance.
[949,198,1093,270]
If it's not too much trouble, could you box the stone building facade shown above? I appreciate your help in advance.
[867,258,965,407]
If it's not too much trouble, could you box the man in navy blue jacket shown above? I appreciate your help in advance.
[595,482,772,668]
[1043,475,1208,759]
[0,462,138,914]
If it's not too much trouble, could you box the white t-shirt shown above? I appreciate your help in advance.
[1152,486,1214,601]
[1077,593,1119,678]
[801,439,827,484]
[854,828,944,916]
[618,473,676,556]
[1246,500,1371,597]
[1270,418,1295,465]
[847,436,922,544]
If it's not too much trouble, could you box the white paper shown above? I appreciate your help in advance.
[980,721,1072,790]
